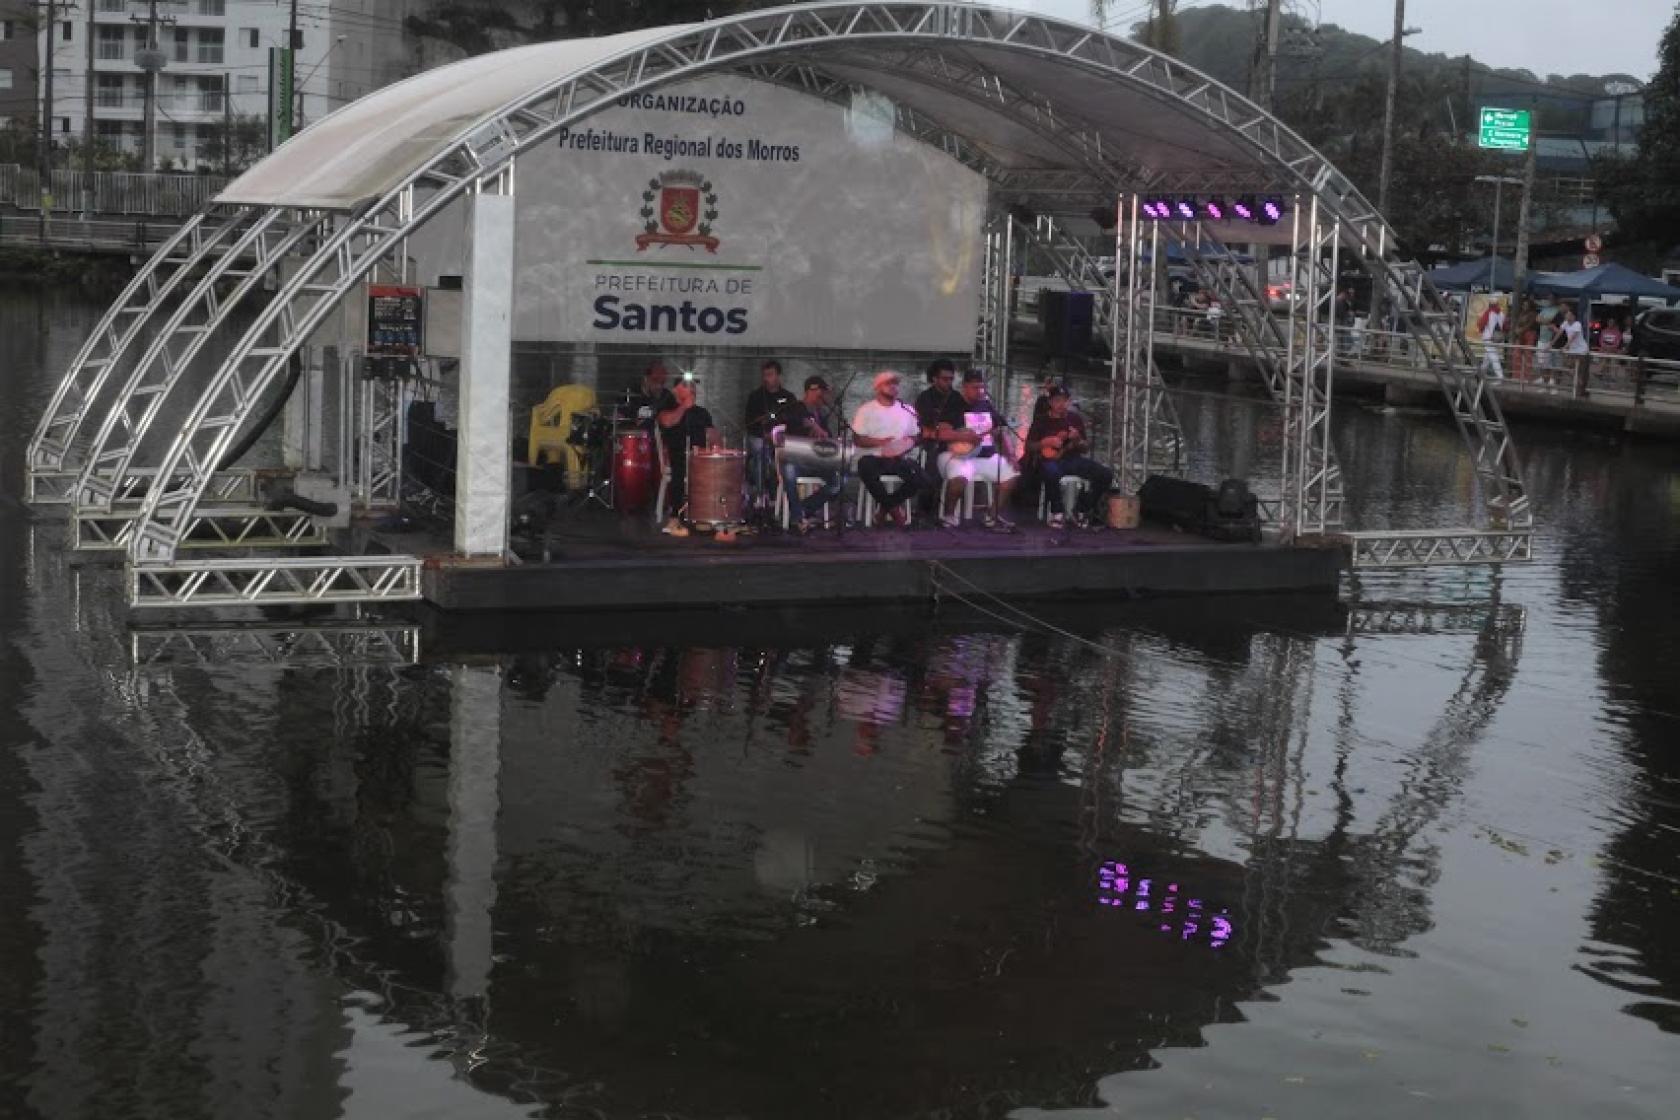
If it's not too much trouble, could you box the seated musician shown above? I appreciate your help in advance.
[850,371,924,527]
[914,358,961,456]
[1027,384,1114,527]
[935,369,1019,529]
[777,375,842,533]
[656,377,718,536]
[744,358,798,504]
[629,359,678,429]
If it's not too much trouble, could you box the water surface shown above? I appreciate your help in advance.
[1,293,1677,1119]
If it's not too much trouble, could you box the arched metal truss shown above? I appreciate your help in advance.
[26,1,1531,579]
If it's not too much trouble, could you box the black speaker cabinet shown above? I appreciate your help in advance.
[1038,289,1095,356]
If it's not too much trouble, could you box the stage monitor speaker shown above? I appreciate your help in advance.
[1138,475,1261,543]
[1039,289,1094,356]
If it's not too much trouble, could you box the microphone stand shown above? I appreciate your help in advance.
[832,369,864,543]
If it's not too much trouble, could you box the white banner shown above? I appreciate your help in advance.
[411,75,989,351]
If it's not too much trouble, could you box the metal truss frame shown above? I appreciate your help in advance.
[129,624,420,667]
[74,506,328,552]
[26,207,234,477]
[1282,196,1339,538]
[128,555,423,609]
[1346,600,1527,637]
[1165,219,1346,531]
[28,465,266,508]
[974,211,1010,367]
[1110,197,1172,490]
[1345,529,1534,569]
[356,375,409,509]
[21,1,1521,569]
[75,208,332,513]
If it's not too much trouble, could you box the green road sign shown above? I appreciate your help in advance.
[1479,107,1531,151]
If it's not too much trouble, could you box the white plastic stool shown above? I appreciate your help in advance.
[1037,476,1091,522]
[776,474,834,529]
[857,476,905,527]
[940,476,995,524]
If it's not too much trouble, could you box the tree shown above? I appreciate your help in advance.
[1091,0,1180,56]
[1596,3,1680,252]
[406,1,783,55]
[196,115,270,176]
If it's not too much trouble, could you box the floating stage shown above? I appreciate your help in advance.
[377,514,1347,614]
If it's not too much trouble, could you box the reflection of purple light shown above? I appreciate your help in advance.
[1095,860,1236,949]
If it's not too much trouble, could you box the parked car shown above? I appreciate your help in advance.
[1630,307,1680,363]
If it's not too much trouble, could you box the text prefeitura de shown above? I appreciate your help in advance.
[555,126,801,162]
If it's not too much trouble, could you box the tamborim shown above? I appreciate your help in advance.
[686,448,746,529]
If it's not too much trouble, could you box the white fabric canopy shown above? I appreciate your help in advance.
[219,27,691,209]
[216,8,1277,212]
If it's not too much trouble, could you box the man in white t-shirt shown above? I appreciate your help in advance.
[850,371,925,526]
[935,369,1020,528]
[1478,299,1507,379]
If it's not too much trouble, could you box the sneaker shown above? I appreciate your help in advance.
[890,505,911,529]
[940,512,963,529]
[985,515,1018,534]
[662,518,690,538]
[1046,513,1066,529]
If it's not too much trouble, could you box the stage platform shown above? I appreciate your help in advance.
[382,511,1346,614]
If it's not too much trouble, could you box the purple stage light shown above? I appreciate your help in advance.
[1261,198,1284,225]
[1175,199,1197,221]
[1203,199,1226,221]
[1233,198,1255,221]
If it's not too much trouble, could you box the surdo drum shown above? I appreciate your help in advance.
[686,448,746,530]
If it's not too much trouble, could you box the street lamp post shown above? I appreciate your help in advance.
[1475,174,1524,292]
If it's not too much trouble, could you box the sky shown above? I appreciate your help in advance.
[1024,0,1670,81]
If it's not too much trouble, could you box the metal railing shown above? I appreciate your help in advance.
[0,164,225,217]
[1152,306,1680,408]
[0,214,182,252]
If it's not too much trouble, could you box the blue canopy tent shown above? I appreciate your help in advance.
[1427,256,1518,291]
[1527,262,1680,304]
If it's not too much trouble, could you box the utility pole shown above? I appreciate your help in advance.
[39,0,58,244]
[221,72,231,178]
[288,0,300,132]
[1511,104,1539,299]
[1263,0,1282,113]
[132,0,167,172]
[1376,0,1405,220]
[82,0,94,216]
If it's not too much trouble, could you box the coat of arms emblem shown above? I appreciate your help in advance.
[637,169,720,252]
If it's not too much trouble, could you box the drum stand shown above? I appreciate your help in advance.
[581,436,615,510]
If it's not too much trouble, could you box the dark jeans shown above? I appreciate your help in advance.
[857,455,925,509]
[1041,456,1114,514]
[780,460,842,519]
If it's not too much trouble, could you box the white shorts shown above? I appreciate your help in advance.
[939,451,1019,484]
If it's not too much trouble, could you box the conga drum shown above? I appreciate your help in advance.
[686,448,746,530]
[613,431,657,512]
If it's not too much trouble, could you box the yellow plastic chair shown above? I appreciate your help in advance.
[528,384,598,488]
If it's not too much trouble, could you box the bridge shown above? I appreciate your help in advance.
[0,164,220,256]
[1105,302,1680,438]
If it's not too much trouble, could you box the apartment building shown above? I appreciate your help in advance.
[0,1,36,132]
[42,0,422,170]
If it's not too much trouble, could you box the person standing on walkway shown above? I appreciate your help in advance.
[1477,299,1507,379]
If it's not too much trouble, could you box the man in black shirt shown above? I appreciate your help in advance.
[1026,385,1112,525]
[913,358,962,454]
[744,359,798,511]
[626,359,677,429]
[776,375,842,530]
[657,378,717,534]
